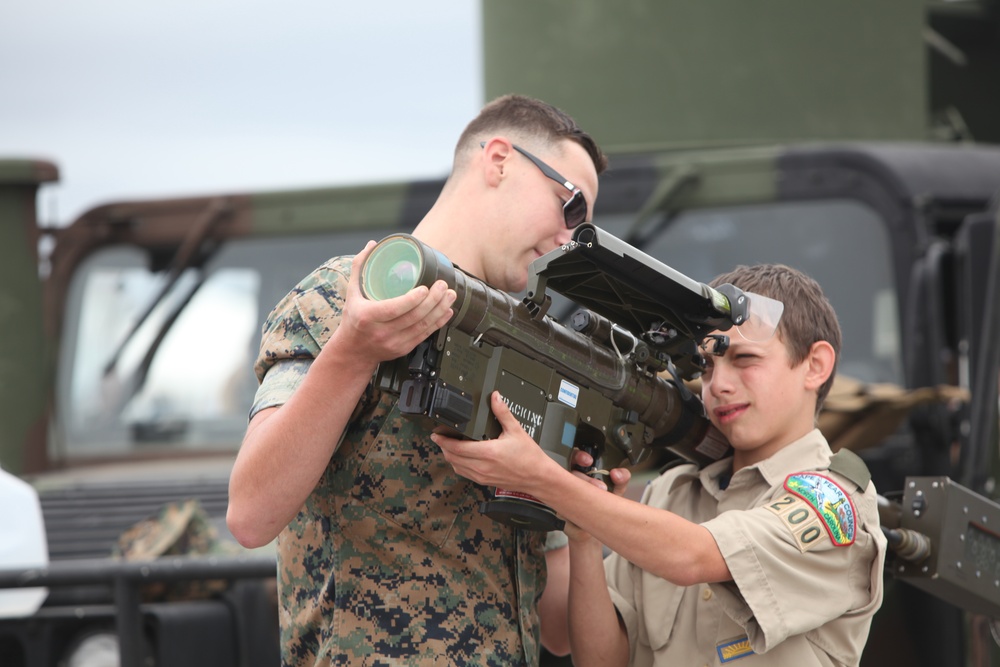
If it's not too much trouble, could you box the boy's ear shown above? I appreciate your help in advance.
[803,340,836,391]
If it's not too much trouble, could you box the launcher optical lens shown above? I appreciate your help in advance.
[361,237,423,301]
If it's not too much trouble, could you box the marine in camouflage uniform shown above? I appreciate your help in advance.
[251,257,548,667]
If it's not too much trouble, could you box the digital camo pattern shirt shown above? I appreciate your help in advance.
[250,256,547,667]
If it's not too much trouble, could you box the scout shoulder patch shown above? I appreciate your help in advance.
[765,473,856,550]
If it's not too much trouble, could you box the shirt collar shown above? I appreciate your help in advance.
[752,428,832,486]
[691,428,832,494]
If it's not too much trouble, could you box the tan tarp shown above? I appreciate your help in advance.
[818,375,969,452]
[680,374,970,455]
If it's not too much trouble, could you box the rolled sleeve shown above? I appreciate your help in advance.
[249,358,313,419]
[703,504,873,653]
[248,256,353,421]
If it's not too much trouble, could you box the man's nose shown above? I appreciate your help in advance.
[554,224,573,246]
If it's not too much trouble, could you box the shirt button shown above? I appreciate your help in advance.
[702,587,713,601]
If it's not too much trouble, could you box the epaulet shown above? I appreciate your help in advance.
[828,448,871,492]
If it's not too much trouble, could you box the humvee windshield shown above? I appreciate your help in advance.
[600,198,902,386]
[53,230,382,458]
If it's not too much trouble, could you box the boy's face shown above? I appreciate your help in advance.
[699,329,820,469]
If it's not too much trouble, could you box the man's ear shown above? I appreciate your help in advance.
[803,340,836,391]
[481,138,513,187]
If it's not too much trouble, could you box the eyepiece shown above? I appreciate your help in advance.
[361,236,424,301]
[359,234,457,302]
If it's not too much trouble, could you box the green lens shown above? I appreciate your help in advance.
[362,237,423,301]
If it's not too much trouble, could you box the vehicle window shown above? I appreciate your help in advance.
[54,230,385,458]
[594,199,902,385]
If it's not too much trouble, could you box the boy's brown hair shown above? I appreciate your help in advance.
[710,263,841,412]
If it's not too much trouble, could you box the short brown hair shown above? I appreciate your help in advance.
[455,94,607,175]
[709,264,841,412]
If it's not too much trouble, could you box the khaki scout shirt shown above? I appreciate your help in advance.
[251,256,548,667]
[605,429,886,667]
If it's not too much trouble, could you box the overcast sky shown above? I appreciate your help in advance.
[0,1,483,224]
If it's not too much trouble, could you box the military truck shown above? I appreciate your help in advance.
[2,1,1000,665]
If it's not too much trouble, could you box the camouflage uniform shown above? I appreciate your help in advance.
[605,429,886,666]
[114,499,244,602]
[251,256,548,667]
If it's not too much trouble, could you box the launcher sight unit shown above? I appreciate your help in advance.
[359,223,782,530]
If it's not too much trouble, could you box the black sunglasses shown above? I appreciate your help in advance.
[481,142,589,229]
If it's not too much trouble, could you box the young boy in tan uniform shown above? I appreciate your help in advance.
[435,263,887,666]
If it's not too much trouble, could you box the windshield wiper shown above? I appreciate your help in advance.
[102,198,231,378]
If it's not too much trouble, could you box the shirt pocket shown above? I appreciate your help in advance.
[350,404,480,548]
[638,570,685,650]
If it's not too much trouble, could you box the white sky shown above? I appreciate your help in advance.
[0,1,483,224]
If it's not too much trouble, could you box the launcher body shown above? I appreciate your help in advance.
[360,224,775,529]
